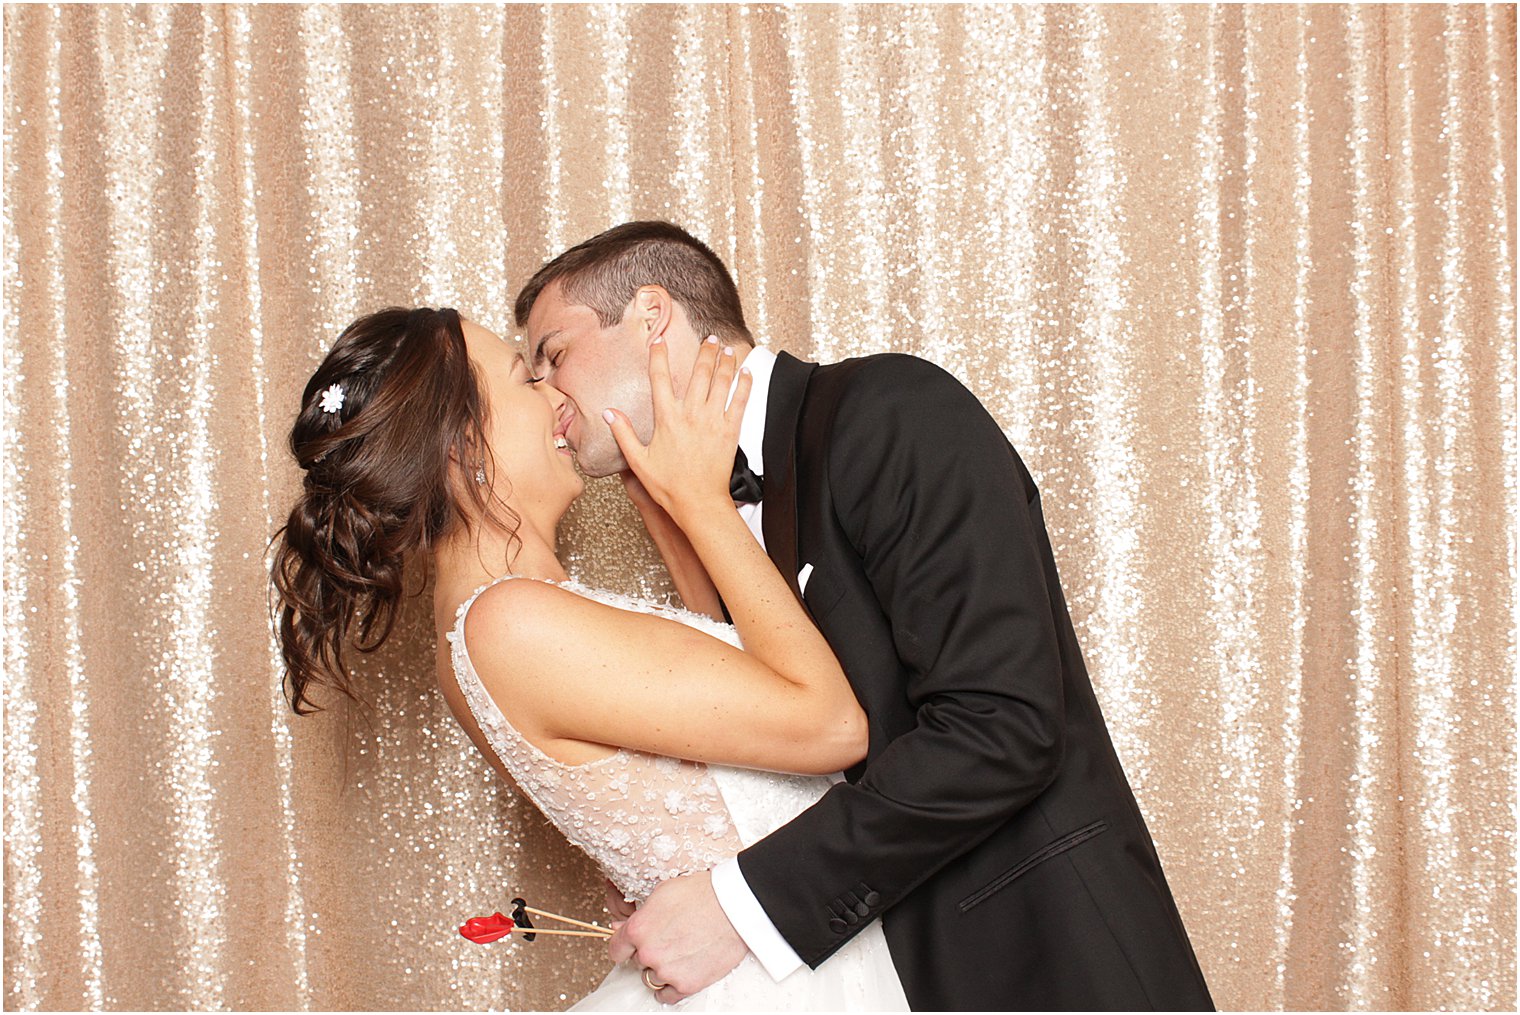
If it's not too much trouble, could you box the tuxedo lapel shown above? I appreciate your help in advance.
[761,351,816,604]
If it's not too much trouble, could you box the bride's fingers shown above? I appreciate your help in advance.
[647,338,674,419]
[687,334,721,405]
[725,365,753,433]
[709,344,737,409]
[603,407,649,477]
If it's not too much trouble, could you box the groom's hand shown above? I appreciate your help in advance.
[606,870,747,1004]
[604,878,637,921]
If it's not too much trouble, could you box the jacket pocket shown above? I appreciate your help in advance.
[958,819,1110,912]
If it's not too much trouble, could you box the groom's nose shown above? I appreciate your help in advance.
[543,382,572,418]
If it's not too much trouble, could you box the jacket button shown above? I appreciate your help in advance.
[863,891,881,907]
[828,917,847,934]
[854,900,870,917]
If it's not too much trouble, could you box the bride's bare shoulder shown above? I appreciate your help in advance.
[460,578,626,665]
[463,577,726,686]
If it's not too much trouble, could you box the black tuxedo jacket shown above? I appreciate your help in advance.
[737,351,1215,1011]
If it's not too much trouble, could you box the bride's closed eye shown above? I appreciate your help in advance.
[513,355,544,386]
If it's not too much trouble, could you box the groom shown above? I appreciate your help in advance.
[515,221,1214,1010]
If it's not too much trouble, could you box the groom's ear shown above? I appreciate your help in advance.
[630,285,673,343]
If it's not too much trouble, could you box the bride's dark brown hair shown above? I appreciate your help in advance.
[269,306,516,716]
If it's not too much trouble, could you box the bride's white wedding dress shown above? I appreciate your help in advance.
[448,575,910,1011]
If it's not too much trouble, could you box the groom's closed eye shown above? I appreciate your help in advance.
[533,329,564,369]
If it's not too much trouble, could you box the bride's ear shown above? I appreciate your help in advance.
[447,439,483,487]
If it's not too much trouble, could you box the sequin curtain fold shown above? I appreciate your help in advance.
[3,4,1514,1010]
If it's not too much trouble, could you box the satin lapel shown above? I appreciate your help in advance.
[761,351,816,604]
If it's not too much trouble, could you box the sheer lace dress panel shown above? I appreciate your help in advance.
[446,575,747,900]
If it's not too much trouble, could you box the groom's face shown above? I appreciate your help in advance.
[524,280,655,478]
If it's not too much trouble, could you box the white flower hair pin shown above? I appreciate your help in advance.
[319,383,345,415]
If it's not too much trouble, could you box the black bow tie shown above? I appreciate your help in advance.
[730,447,764,504]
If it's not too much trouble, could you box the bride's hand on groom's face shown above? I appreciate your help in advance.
[604,335,751,525]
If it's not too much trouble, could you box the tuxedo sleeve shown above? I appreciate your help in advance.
[710,857,805,980]
[735,355,1066,967]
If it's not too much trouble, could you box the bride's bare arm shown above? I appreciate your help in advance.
[462,576,862,774]
[459,337,866,776]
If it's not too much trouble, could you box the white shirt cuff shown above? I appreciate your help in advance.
[710,857,805,981]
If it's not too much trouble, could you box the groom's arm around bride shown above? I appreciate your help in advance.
[620,349,1214,1011]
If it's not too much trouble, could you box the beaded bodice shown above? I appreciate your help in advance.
[446,575,835,901]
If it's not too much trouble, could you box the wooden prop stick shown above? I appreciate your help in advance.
[516,927,612,938]
[523,906,612,935]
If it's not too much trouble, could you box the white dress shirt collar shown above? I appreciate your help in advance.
[733,343,777,482]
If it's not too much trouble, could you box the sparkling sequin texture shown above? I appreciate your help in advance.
[3,5,1514,1011]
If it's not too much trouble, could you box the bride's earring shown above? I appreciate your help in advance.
[475,461,487,485]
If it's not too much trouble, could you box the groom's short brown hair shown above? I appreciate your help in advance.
[513,221,754,346]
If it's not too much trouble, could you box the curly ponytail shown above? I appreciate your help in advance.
[269,307,515,716]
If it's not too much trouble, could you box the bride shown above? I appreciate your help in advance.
[269,306,910,1010]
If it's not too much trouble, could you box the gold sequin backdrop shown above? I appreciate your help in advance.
[2,2,1514,1011]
